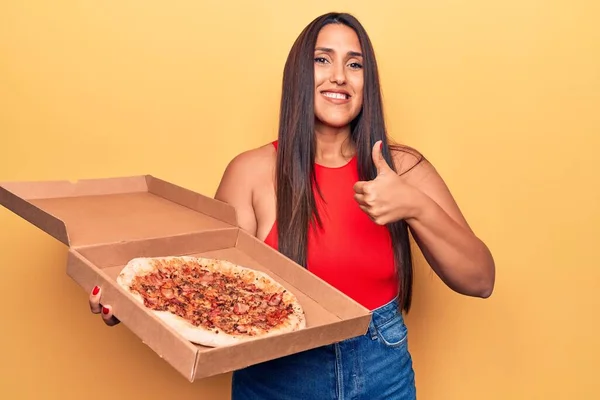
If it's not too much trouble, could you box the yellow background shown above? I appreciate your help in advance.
[1,1,598,399]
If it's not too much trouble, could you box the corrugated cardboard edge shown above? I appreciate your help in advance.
[0,175,151,246]
[67,250,201,382]
[0,175,148,199]
[191,317,373,381]
[146,176,238,228]
[76,229,240,269]
[0,185,70,245]
[0,175,239,249]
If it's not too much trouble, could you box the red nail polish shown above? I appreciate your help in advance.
[380,142,383,150]
[102,307,109,315]
[92,286,100,295]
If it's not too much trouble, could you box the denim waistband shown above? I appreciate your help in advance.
[366,295,403,339]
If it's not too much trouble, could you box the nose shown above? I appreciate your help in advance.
[329,62,346,85]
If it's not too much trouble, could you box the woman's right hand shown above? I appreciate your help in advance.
[89,286,120,326]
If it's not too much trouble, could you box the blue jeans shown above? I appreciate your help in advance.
[231,296,416,399]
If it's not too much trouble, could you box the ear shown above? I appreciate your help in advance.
[372,140,393,175]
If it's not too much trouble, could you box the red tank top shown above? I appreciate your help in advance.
[264,141,398,310]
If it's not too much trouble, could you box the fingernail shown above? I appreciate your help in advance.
[380,141,383,150]
[102,307,110,315]
[92,286,100,295]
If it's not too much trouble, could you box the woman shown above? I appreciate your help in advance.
[89,12,495,400]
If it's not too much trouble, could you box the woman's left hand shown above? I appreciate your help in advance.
[354,141,495,298]
[353,141,423,225]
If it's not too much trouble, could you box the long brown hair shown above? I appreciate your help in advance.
[275,12,423,313]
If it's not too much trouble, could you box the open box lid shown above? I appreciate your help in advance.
[0,175,238,248]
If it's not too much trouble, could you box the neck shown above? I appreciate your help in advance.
[314,123,355,167]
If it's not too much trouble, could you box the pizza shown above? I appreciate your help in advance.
[116,256,306,347]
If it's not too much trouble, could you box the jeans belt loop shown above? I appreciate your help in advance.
[368,316,378,340]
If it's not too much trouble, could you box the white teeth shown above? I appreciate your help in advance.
[323,92,348,100]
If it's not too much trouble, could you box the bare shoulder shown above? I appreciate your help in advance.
[390,143,445,188]
[390,143,472,228]
[389,144,429,178]
[214,143,276,235]
[221,143,276,179]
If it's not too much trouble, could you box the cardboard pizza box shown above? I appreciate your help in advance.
[0,175,372,382]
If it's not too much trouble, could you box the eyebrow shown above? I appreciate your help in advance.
[315,47,363,58]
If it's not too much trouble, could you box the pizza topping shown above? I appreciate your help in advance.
[129,258,296,337]
[161,287,175,299]
[233,302,249,315]
[268,293,282,306]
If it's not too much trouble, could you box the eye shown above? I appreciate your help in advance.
[314,57,329,64]
[349,62,363,69]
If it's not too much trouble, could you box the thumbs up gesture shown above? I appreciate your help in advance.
[353,140,418,225]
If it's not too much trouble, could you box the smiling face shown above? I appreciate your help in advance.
[313,23,365,131]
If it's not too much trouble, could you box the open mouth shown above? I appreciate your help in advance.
[321,91,350,100]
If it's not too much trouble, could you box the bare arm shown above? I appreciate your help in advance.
[354,142,495,298]
[214,151,259,236]
[399,155,495,298]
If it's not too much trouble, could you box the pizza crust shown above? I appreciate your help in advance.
[116,256,306,347]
